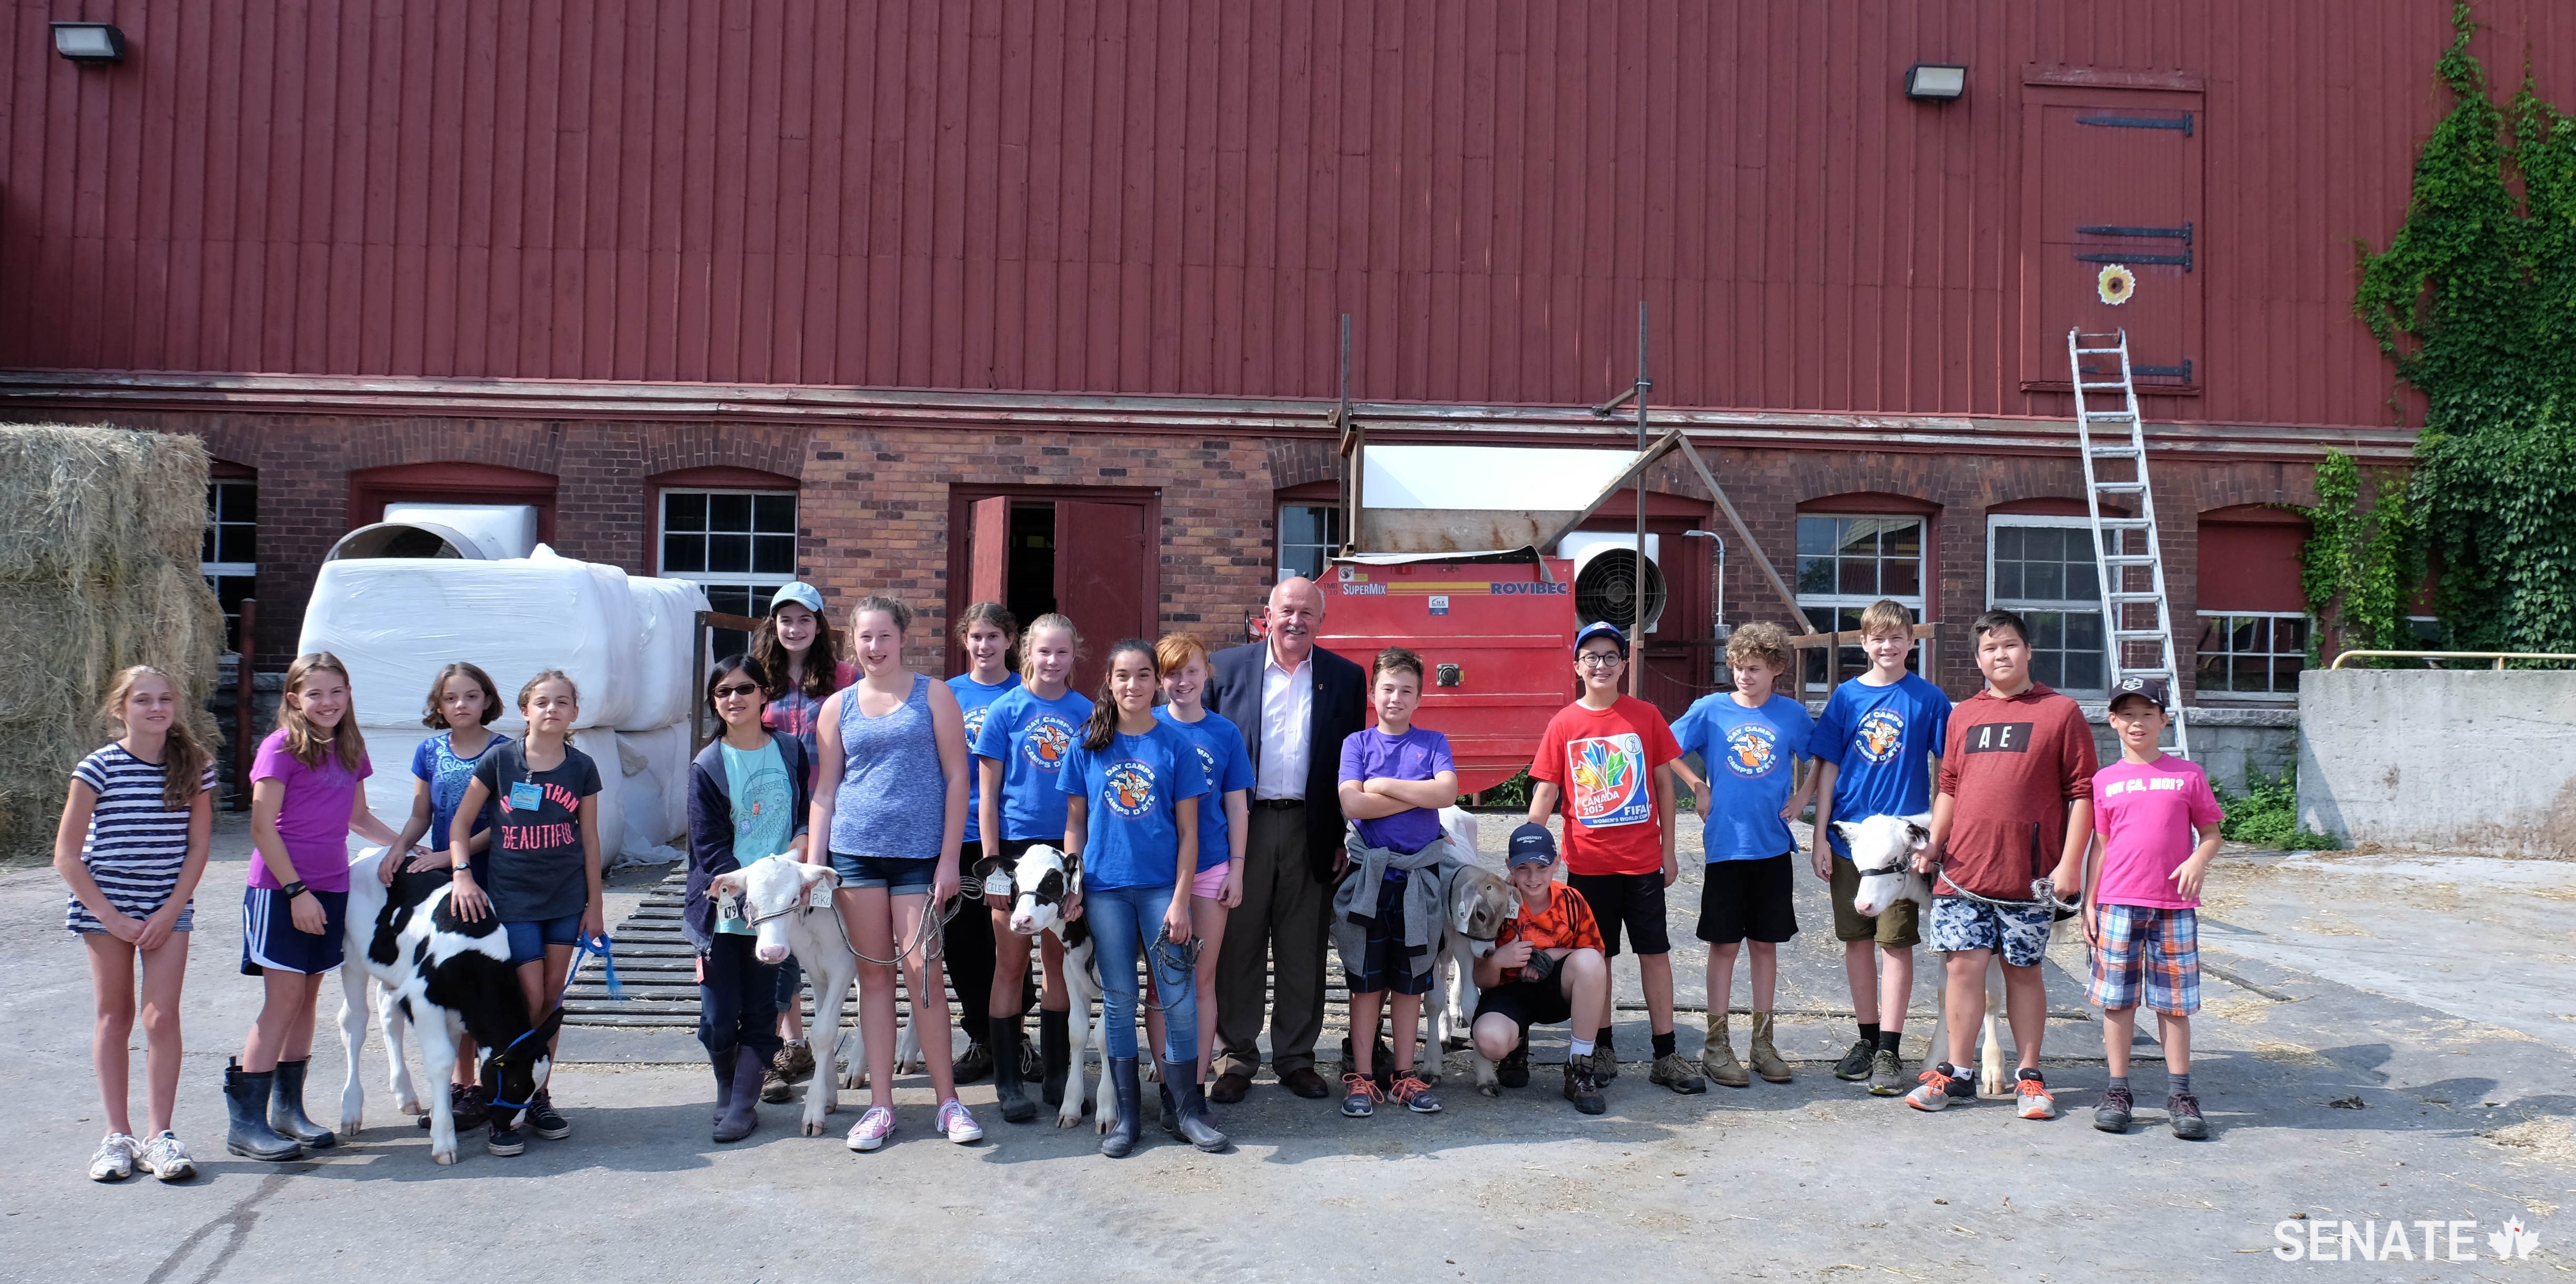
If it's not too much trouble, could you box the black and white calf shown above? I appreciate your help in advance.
[997,844,1108,1132]
[335,849,563,1166]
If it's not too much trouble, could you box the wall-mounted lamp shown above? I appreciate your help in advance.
[1905,64,1966,101]
[52,23,127,64]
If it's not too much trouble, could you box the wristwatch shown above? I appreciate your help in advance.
[279,881,309,900]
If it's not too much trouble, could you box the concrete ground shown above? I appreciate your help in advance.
[4,812,2572,1281]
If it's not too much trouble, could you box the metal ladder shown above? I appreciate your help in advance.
[2067,328,2191,760]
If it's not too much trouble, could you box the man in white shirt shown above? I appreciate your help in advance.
[1205,576,1369,1101]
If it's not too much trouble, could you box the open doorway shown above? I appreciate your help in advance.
[948,486,1161,692]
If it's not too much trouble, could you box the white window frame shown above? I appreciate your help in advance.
[1985,514,2110,698]
[658,488,798,624]
[1276,503,1342,584]
[204,480,257,652]
[1794,513,1929,693]
[2193,610,2308,700]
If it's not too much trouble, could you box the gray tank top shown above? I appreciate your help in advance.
[829,673,947,860]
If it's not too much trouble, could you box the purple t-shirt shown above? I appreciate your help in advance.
[1337,725,1456,854]
[247,728,373,892]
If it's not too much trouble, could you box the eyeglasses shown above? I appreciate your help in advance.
[1576,651,1624,668]
[712,683,763,698]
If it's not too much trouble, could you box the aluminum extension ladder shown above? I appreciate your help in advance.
[2067,328,2191,760]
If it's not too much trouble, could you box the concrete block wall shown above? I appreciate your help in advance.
[2297,669,2576,857]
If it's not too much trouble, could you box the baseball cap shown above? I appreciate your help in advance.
[2108,674,2170,711]
[769,581,826,615]
[1506,822,1558,869]
[1573,620,1629,657]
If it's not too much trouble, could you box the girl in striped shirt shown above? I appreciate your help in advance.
[53,666,216,1183]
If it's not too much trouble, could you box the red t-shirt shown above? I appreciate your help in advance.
[1935,683,2096,898]
[1530,695,1682,877]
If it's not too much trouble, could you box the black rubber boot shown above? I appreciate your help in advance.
[224,1060,303,1162]
[713,1046,764,1143]
[991,1015,1037,1124]
[267,1057,337,1149]
[1099,1056,1142,1158]
[1158,1081,1179,1137]
[1040,1008,1072,1108]
[1166,1058,1230,1153]
[708,1047,736,1125]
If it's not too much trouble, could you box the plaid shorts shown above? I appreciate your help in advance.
[2088,904,2200,1015]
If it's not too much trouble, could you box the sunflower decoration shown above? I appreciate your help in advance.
[2097,263,2137,306]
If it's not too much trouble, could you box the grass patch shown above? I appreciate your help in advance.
[2218,765,2342,851]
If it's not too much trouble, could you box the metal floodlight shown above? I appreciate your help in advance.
[1905,63,1966,101]
[52,22,126,64]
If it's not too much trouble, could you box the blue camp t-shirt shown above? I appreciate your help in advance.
[973,685,1093,841]
[411,730,510,855]
[1673,694,1815,861]
[1058,723,1210,891]
[1155,707,1255,872]
[1808,673,1953,858]
[948,672,1023,845]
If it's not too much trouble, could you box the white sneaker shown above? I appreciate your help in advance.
[846,1105,896,1152]
[87,1132,137,1182]
[138,1131,196,1181]
[938,1098,983,1144]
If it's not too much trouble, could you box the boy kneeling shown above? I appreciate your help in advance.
[1472,824,1612,1115]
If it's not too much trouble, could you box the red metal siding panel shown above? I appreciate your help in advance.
[4,0,2573,428]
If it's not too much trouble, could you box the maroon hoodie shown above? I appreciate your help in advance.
[1935,683,2096,899]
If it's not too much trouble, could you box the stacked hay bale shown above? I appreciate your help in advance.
[0,425,225,862]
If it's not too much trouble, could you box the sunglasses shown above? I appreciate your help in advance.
[712,683,763,699]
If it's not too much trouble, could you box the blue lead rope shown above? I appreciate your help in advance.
[488,934,620,1112]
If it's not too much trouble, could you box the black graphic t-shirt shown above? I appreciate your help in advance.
[471,740,602,921]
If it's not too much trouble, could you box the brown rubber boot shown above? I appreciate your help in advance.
[1748,1011,1794,1084]
[1701,1014,1750,1088]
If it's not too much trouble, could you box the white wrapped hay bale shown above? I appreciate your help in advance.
[298,547,645,733]
[614,723,693,849]
[622,576,710,731]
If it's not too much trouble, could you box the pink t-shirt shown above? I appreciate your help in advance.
[248,728,373,892]
[2090,754,2221,909]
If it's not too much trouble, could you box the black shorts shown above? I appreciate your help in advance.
[1564,870,1671,958]
[1473,976,1574,1031]
[1342,869,1433,997]
[1696,853,1801,945]
[240,886,349,976]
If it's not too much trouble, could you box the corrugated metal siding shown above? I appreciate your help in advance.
[3,0,2569,426]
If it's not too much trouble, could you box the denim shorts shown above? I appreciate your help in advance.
[502,912,583,966]
[831,850,938,895]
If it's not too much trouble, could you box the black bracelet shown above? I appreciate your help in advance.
[279,880,309,900]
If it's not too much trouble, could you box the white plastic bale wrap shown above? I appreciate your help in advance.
[612,724,692,852]
[297,546,643,733]
[622,577,710,731]
[356,727,437,842]
[567,728,628,862]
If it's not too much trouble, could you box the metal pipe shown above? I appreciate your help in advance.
[2328,649,2576,669]
[1632,300,1649,701]
[233,598,256,811]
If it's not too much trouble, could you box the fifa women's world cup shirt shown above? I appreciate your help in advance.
[1528,695,1682,877]
[972,685,1094,841]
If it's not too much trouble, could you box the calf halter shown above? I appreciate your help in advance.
[487,934,619,1111]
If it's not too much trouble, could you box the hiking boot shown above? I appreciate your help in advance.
[1747,1012,1793,1084]
[1905,1064,1975,1112]
[2015,1071,2058,1120]
[1867,1048,1907,1097]
[1563,1064,1606,1116]
[87,1132,136,1182]
[137,1131,195,1182]
[526,1089,571,1139]
[1587,1045,1620,1082]
[780,1039,817,1082]
[1649,1051,1708,1095]
[1389,1072,1443,1115]
[2095,1084,2135,1133]
[762,1041,799,1105]
[420,1081,487,1131]
[1496,1040,1531,1090]
[1833,1037,1876,1082]
[1701,1016,1750,1089]
[486,1120,525,1157]
[2168,1091,2208,1140]
[953,1035,995,1085]
[1341,1071,1383,1118]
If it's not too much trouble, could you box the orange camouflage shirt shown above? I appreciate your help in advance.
[1496,883,1604,982]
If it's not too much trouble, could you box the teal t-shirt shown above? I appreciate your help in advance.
[718,738,797,936]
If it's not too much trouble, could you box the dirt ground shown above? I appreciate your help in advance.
[3,811,2571,1281]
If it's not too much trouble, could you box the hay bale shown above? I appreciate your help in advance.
[0,425,218,863]
[0,425,207,586]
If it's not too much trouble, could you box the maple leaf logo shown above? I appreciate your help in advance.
[2490,1218,2538,1260]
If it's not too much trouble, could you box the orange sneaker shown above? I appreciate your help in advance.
[2015,1072,2059,1120]
[1905,1065,1973,1111]
[1340,1071,1385,1118]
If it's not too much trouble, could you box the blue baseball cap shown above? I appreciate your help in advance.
[770,581,825,615]
[1573,619,1629,657]
[1507,822,1558,869]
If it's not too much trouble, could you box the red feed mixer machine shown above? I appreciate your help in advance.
[1303,429,1809,794]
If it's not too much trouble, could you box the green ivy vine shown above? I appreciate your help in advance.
[2338,1,2576,658]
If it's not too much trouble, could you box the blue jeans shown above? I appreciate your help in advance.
[1088,882,1197,1064]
